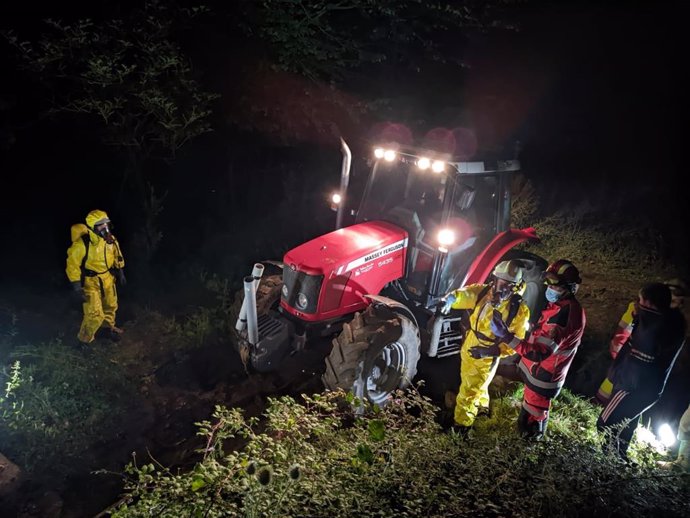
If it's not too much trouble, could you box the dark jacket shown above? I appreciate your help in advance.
[611,306,686,396]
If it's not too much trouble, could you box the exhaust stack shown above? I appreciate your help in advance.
[243,276,259,346]
[235,263,265,332]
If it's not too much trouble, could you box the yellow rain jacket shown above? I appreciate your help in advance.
[66,210,125,343]
[449,283,530,426]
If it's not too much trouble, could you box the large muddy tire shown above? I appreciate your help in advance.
[322,304,421,406]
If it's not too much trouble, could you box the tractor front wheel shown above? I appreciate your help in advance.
[322,304,421,406]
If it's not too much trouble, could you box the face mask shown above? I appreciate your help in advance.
[96,223,115,244]
[545,287,561,303]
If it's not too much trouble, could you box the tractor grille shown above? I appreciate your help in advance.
[281,266,323,314]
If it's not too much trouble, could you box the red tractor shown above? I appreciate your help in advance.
[235,140,547,404]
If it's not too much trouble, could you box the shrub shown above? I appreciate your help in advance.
[111,388,690,517]
[0,340,135,474]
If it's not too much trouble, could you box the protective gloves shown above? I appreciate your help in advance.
[469,343,501,359]
[71,281,87,302]
[114,268,127,286]
[440,293,457,315]
[490,311,513,340]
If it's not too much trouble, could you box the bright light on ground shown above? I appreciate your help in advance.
[636,425,669,454]
[658,423,676,448]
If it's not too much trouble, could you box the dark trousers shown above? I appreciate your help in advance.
[597,388,659,457]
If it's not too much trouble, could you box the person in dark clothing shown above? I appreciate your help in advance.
[597,283,687,459]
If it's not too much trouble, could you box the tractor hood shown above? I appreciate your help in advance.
[283,220,408,277]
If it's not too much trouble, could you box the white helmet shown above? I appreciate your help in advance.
[493,260,523,284]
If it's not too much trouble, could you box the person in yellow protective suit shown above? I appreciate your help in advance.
[441,260,531,432]
[66,209,126,347]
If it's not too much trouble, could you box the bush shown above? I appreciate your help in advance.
[111,388,690,517]
[0,340,135,475]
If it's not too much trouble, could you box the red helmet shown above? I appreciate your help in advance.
[544,259,581,291]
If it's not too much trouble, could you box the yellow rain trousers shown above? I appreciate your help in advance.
[449,284,530,426]
[66,215,125,343]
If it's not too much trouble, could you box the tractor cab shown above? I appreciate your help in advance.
[354,146,519,309]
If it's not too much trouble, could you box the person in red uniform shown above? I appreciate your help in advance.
[471,259,586,439]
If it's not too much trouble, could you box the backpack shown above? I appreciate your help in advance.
[70,223,91,285]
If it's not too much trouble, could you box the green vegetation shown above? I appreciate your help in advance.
[511,177,675,279]
[0,311,136,475]
[110,388,689,518]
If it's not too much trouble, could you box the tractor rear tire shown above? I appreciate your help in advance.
[322,304,421,406]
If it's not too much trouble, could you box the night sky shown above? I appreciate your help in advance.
[0,1,685,288]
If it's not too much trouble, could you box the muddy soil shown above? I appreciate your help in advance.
[1,271,688,517]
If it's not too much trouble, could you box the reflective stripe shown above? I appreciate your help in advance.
[630,348,655,362]
[618,320,633,332]
[508,335,521,349]
[522,401,544,417]
[553,347,577,358]
[535,335,558,353]
[601,390,628,423]
[518,361,564,390]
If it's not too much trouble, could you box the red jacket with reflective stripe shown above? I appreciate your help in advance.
[515,297,586,394]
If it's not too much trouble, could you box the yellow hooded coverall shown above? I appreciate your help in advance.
[449,283,530,426]
[66,210,125,344]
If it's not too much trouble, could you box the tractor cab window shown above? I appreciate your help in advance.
[357,160,447,243]
[358,159,505,303]
[435,174,500,295]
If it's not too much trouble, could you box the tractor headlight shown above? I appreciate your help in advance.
[417,157,431,170]
[296,292,309,310]
[431,160,445,173]
[383,149,396,162]
[437,228,455,247]
[374,147,385,158]
[281,284,288,298]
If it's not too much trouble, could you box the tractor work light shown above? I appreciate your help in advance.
[431,160,445,173]
[374,147,397,162]
[417,157,431,170]
[437,228,455,253]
